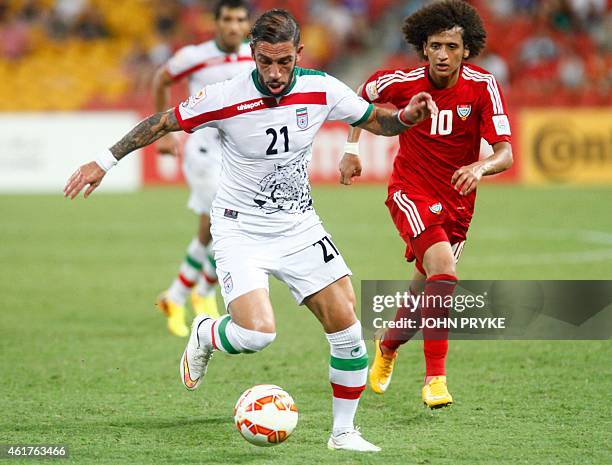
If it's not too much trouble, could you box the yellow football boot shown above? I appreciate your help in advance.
[368,339,397,394]
[422,376,453,409]
[156,292,189,337]
[191,290,221,318]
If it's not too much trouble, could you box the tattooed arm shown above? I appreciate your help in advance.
[111,109,180,160]
[64,109,180,199]
[357,91,437,136]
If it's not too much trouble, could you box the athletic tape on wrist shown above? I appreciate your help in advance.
[343,142,360,156]
[95,149,118,172]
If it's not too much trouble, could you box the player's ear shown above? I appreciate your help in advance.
[295,43,304,63]
[463,47,470,59]
[422,42,428,58]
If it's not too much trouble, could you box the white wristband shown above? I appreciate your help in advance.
[343,142,360,156]
[95,149,118,172]
[397,109,414,127]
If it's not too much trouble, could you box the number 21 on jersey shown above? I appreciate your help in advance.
[430,109,453,136]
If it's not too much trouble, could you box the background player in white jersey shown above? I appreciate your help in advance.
[64,9,437,452]
[153,0,254,337]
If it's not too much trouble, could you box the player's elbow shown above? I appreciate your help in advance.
[503,146,514,170]
[152,66,172,91]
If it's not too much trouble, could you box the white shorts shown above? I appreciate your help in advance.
[183,134,222,215]
[211,211,352,308]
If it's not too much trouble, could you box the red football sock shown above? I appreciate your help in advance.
[381,286,421,352]
[422,273,457,377]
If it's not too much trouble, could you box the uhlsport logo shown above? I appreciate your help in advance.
[237,99,265,111]
[456,104,471,120]
[223,272,233,293]
[429,202,443,214]
[296,107,308,129]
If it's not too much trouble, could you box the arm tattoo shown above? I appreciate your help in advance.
[110,109,180,160]
[359,107,407,136]
[374,108,407,136]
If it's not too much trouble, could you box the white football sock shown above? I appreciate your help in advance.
[326,321,368,436]
[167,238,207,305]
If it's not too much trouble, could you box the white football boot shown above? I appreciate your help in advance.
[180,314,214,390]
[327,428,381,452]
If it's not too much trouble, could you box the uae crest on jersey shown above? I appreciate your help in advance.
[296,107,308,129]
[429,202,443,214]
[456,104,471,121]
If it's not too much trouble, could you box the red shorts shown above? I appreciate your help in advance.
[386,190,469,265]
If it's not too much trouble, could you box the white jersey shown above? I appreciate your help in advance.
[175,67,373,236]
[166,40,254,154]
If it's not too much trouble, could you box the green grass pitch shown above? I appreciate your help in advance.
[1,185,610,464]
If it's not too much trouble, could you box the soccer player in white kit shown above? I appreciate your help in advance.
[153,0,254,337]
[64,9,437,452]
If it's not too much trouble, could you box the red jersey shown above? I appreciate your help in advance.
[362,63,511,224]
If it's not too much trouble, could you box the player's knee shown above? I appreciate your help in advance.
[426,260,456,278]
[233,324,276,352]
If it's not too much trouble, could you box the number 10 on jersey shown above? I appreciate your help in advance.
[430,109,453,136]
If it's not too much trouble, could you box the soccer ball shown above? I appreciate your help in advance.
[234,384,298,447]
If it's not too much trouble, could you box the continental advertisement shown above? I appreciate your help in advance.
[520,109,612,185]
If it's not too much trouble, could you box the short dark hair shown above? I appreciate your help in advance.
[249,9,300,47]
[214,0,251,20]
[402,0,486,60]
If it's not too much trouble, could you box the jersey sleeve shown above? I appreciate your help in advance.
[478,75,512,145]
[325,75,373,127]
[360,68,412,106]
[174,81,226,133]
[165,45,201,81]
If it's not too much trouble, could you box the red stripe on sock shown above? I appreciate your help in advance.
[210,320,219,350]
[426,273,457,282]
[179,273,196,288]
[330,383,365,400]
[202,272,218,285]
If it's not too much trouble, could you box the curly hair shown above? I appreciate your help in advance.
[402,0,486,60]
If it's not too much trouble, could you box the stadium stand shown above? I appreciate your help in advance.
[0,0,609,111]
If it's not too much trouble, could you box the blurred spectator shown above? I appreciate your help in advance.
[73,5,109,40]
[1,16,31,60]
[55,0,88,26]
[477,51,510,85]
[558,48,586,88]
[519,26,559,67]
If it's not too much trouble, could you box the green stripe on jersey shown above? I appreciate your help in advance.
[351,103,374,127]
[294,67,326,77]
[185,254,203,271]
[217,316,240,354]
[330,354,368,371]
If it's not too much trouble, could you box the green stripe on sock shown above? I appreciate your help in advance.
[217,316,240,354]
[185,254,203,271]
[330,354,368,371]
[207,254,216,269]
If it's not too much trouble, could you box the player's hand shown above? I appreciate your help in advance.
[401,92,438,125]
[452,161,485,196]
[156,133,179,157]
[63,161,106,199]
[339,153,362,185]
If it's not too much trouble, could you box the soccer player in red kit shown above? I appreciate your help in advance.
[339,0,513,408]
